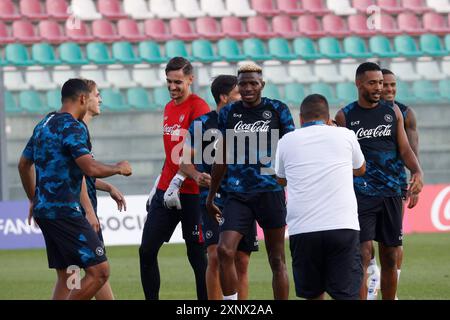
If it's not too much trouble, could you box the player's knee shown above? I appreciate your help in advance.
[139,245,157,264]
[268,254,286,273]
[381,249,398,269]
[87,262,110,284]
[217,244,235,262]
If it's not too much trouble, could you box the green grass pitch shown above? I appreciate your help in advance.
[0,233,449,300]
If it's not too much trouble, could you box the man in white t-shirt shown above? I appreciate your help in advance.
[275,94,366,300]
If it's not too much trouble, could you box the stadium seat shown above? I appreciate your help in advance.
[263,61,293,84]
[138,41,167,64]
[422,12,450,35]
[263,83,282,100]
[369,35,399,58]
[4,68,30,90]
[144,19,172,42]
[225,0,257,17]
[32,43,62,66]
[59,42,89,65]
[438,79,450,100]
[251,0,280,16]
[395,81,416,104]
[413,80,444,103]
[302,0,332,15]
[397,12,426,36]
[65,20,94,43]
[293,37,323,60]
[426,0,450,13]
[326,0,357,15]
[242,38,272,61]
[46,0,70,20]
[377,0,403,13]
[170,18,198,41]
[112,42,142,64]
[340,61,360,81]
[128,87,152,110]
[86,42,116,64]
[318,37,349,59]
[196,65,212,87]
[46,89,61,111]
[196,17,225,41]
[379,14,402,36]
[322,14,350,37]
[297,15,326,38]
[217,38,246,61]
[288,60,319,83]
[394,35,424,57]
[5,91,21,114]
[272,15,299,39]
[247,16,276,39]
[343,36,373,58]
[19,90,45,113]
[39,20,67,44]
[210,61,235,78]
[165,40,193,59]
[5,44,34,66]
[221,16,248,40]
[0,0,20,21]
[80,66,110,88]
[98,0,127,20]
[268,38,297,60]
[92,20,121,42]
[0,21,14,44]
[277,0,305,15]
[284,83,306,105]
[175,0,205,18]
[416,59,446,80]
[420,34,449,56]
[20,0,48,20]
[106,67,137,90]
[353,0,374,13]
[12,20,40,44]
[310,83,339,105]
[123,0,153,19]
[200,0,231,17]
[132,65,165,88]
[314,62,346,83]
[26,67,57,90]
[153,86,171,109]
[118,19,146,42]
[192,40,220,63]
[441,58,450,77]
[71,0,102,20]
[445,34,450,51]
[150,0,180,19]
[403,0,432,13]
[52,67,76,86]
[336,82,358,103]
[390,60,421,81]
[101,88,130,112]
[347,14,377,37]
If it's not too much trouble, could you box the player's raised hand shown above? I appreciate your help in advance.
[117,161,132,176]
[408,172,423,195]
[194,172,212,188]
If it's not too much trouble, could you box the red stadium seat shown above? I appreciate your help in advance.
[353,0,375,12]
[423,12,450,35]
[46,0,70,20]
[247,16,276,40]
[348,14,377,37]
[65,19,94,42]
[302,0,331,15]
[169,18,198,41]
[144,19,172,41]
[98,0,128,20]
[379,14,402,36]
[12,20,40,44]
[377,0,403,14]
[92,19,121,42]
[297,15,326,38]
[397,12,426,36]
[277,0,305,15]
[0,0,20,20]
[20,0,49,20]
[39,20,67,44]
[118,19,146,42]
[322,14,350,37]
[196,17,225,41]
[272,15,299,39]
[0,21,14,44]
[251,0,280,16]
[403,0,432,13]
[221,16,248,40]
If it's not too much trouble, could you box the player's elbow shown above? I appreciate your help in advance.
[353,162,366,177]
[18,157,32,173]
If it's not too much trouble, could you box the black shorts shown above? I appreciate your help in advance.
[201,206,258,252]
[35,216,107,270]
[357,194,403,247]
[142,189,204,244]
[289,229,362,300]
[221,191,287,236]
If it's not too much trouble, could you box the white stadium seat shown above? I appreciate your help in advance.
[71,0,102,20]
[263,60,293,84]
[26,67,57,91]
[326,0,357,15]
[123,0,154,20]
[4,67,31,91]
[106,66,137,89]
[175,0,206,18]
[416,59,446,81]
[389,60,422,81]
[149,0,180,19]
[426,0,450,13]
[132,64,165,88]
[288,60,319,84]
[200,0,231,17]
[225,0,256,17]
[314,62,346,83]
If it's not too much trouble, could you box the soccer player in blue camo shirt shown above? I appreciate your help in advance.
[18,79,132,300]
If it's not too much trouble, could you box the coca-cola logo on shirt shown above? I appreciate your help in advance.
[234,120,271,133]
[356,125,392,140]
[163,123,182,136]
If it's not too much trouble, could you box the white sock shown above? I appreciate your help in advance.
[223,293,238,300]
[369,257,377,266]
[397,269,401,283]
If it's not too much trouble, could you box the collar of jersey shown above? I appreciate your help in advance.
[301,120,326,128]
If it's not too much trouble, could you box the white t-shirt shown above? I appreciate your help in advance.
[275,124,365,235]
